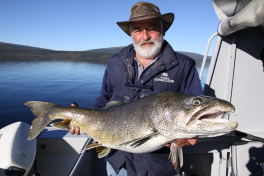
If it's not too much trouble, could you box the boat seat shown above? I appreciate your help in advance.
[0,122,36,176]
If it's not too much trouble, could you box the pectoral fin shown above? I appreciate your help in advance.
[118,131,159,148]
[85,142,111,158]
[168,143,183,174]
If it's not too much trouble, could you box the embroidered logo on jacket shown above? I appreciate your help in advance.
[162,73,168,77]
[154,72,174,83]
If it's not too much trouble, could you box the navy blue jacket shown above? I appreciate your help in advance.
[92,41,203,176]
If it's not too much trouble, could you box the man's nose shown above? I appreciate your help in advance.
[142,29,150,40]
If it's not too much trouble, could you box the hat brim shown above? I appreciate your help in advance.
[116,13,174,36]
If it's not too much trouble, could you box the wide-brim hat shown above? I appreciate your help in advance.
[117,2,174,36]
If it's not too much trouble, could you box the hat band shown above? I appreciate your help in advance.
[130,13,161,21]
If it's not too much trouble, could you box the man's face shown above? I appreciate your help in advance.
[129,18,164,59]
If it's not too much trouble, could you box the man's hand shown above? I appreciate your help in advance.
[166,138,198,148]
[71,102,79,107]
[69,102,81,135]
[70,127,81,135]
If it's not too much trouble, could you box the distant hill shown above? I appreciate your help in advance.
[0,42,50,50]
[0,42,114,64]
[0,42,210,67]
[87,47,124,53]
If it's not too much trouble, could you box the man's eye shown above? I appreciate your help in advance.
[148,27,157,31]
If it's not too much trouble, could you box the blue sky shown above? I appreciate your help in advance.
[0,1,219,55]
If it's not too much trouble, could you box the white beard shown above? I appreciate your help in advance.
[132,34,164,59]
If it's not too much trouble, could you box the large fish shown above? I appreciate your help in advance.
[25,92,237,174]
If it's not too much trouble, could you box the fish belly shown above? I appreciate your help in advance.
[107,135,173,153]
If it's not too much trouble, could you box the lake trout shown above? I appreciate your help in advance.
[25,92,237,174]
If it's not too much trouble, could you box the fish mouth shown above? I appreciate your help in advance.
[187,106,236,127]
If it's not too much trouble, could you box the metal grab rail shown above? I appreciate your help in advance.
[199,32,218,79]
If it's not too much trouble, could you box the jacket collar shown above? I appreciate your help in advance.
[160,40,179,69]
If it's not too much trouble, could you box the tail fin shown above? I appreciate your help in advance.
[25,101,59,140]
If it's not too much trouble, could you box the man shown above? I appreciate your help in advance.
[71,2,202,175]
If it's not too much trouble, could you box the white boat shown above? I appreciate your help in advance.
[1,0,264,175]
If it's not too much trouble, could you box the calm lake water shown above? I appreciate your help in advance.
[0,60,207,128]
[0,60,106,128]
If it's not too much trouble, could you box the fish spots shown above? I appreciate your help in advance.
[159,96,173,109]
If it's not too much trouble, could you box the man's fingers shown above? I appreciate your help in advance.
[174,139,188,147]
[71,102,79,107]
[187,138,198,146]
[166,138,198,148]
[69,127,81,135]
[70,127,75,134]
[75,127,80,135]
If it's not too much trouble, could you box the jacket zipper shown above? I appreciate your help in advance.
[123,59,134,84]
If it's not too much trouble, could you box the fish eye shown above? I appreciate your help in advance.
[192,98,202,105]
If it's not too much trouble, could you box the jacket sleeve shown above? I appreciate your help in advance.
[91,68,113,109]
[180,63,203,96]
